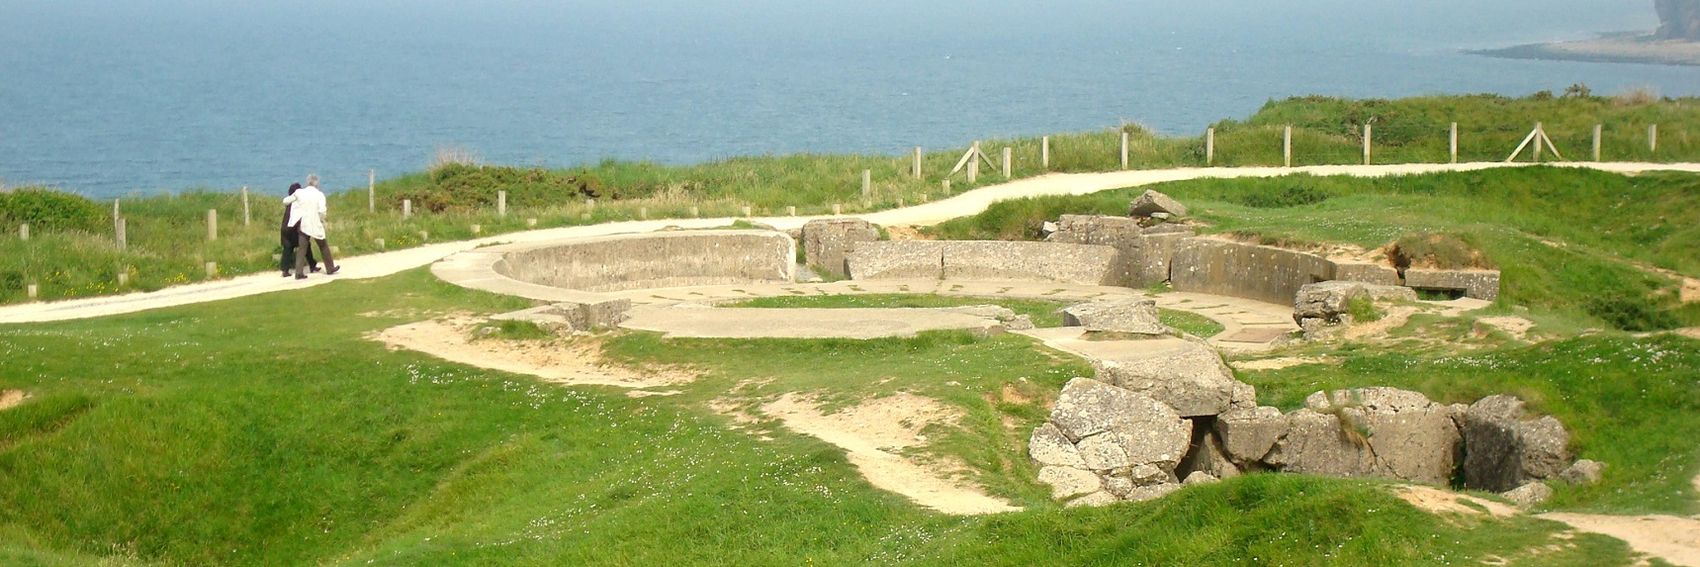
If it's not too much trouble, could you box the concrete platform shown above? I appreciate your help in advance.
[620,305,1004,339]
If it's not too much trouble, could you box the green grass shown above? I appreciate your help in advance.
[1161,310,1227,338]
[1239,335,1700,515]
[5,92,1698,306]
[928,167,1700,331]
[470,320,553,341]
[0,268,1649,566]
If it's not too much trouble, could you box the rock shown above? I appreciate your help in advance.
[801,219,880,279]
[1028,423,1087,468]
[1292,280,1417,326]
[1005,314,1036,331]
[1463,395,1573,492]
[1038,466,1102,500]
[1149,212,1173,221]
[1403,269,1501,301]
[1122,483,1181,502]
[1229,381,1258,410]
[1183,471,1219,485]
[1101,475,1135,499]
[944,305,1034,331]
[1092,340,1241,417]
[1119,463,1172,487]
[1559,459,1605,486]
[1129,190,1188,218]
[1215,406,1287,465]
[1061,299,1170,335]
[1177,431,1241,480]
[1066,491,1121,508]
[1267,388,1462,485]
[1040,221,1060,237]
[1046,378,1192,473]
[1502,482,1553,508]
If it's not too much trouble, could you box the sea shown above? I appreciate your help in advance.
[2,0,1697,199]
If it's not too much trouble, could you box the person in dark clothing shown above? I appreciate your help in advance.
[280,183,319,276]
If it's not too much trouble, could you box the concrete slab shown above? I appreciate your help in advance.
[620,305,1004,339]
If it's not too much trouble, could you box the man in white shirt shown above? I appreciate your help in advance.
[282,174,340,279]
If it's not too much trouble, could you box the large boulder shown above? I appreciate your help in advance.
[1092,340,1242,417]
[1038,466,1101,500]
[1061,299,1170,335]
[1462,395,1572,492]
[801,219,880,278]
[1028,423,1086,468]
[1215,406,1287,465]
[1264,388,1463,485]
[1046,378,1192,473]
[1129,190,1188,218]
[1292,280,1417,326]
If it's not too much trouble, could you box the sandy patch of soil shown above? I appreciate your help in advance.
[1476,316,1536,341]
[1344,305,1420,341]
[370,316,692,391]
[1538,513,1700,567]
[760,392,1019,515]
[883,225,931,241]
[1395,485,1516,519]
[1679,328,1700,341]
[0,389,28,411]
[1682,277,1700,304]
[1233,356,1329,371]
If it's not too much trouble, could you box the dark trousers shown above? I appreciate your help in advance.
[294,233,336,276]
[280,229,317,272]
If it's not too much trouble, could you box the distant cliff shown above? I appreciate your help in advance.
[1657,0,1700,40]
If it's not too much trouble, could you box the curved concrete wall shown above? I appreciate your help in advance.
[1168,239,1336,305]
[494,230,795,292]
[847,240,1120,285]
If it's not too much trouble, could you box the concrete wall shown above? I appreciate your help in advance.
[1168,239,1337,305]
[847,240,1119,285]
[495,230,796,292]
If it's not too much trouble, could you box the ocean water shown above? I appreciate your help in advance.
[1,0,1696,199]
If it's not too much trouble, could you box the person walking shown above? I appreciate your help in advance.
[283,174,339,279]
[279,183,319,276]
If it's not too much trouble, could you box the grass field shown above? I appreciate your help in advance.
[3,92,1697,305]
[0,268,1657,566]
[928,166,1700,331]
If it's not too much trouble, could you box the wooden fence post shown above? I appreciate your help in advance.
[1363,123,1372,165]
[205,262,217,277]
[527,218,538,227]
[786,206,796,216]
[1041,136,1051,170]
[968,142,980,183]
[241,186,251,226]
[1449,122,1459,164]
[497,190,507,217]
[742,206,752,218]
[1649,124,1658,152]
[206,209,218,241]
[18,223,27,241]
[1593,124,1603,162]
[942,179,951,193]
[402,199,412,219]
[1283,126,1293,167]
[912,147,923,179]
[367,169,376,213]
[471,224,481,235]
[1002,147,1012,178]
[690,206,700,218]
[117,270,128,287]
[115,218,127,251]
[640,207,649,220]
[26,284,37,300]
[861,169,872,198]
[1534,122,1544,162]
[1205,127,1215,166]
[832,203,842,215]
[1120,131,1129,169]
[375,238,385,250]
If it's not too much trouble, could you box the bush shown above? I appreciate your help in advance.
[0,188,104,233]
[1389,233,1492,270]
[1585,296,1682,332]
[1235,184,1334,208]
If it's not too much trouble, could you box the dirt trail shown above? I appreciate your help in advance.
[1537,513,1700,567]
[370,316,691,392]
[760,393,1020,515]
[1395,485,1516,518]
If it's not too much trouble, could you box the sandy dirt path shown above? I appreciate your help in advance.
[370,317,691,391]
[761,393,1020,515]
[1537,512,1700,566]
[4,162,1696,325]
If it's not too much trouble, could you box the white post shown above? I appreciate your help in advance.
[375,238,385,250]
[912,147,922,179]
[18,223,27,241]
[968,142,980,183]
[832,203,842,215]
[1533,122,1544,162]
[690,206,700,218]
[1362,123,1372,165]
[26,284,37,300]
[115,218,127,251]
[471,224,481,235]
[241,186,251,226]
[1449,122,1459,164]
[497,190,507,217]
[1002,147,1012,178]
[1205,127,1215,166]
[1041,136,1051,170]
[527,218,538,227]
[206,209,217,241]
[402,199,412,219]
[942,179,951,193]
[786,206,796,216]
[1593,124,1603,162]
[586,198,596,211]
[1120,131,1129,169]
[205,262,217,278]
[420,230,429,241]
[113,199,121,222]
[117,271,128,287]
[742,205,752,218]
[367,169,376,213]
[861,169,872,198]
[640,207,649,220]
[1283,126,1292,167]
[1649,124,1658,152]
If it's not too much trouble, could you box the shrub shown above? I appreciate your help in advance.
[1389,233,1492,270]
[1346,296,1383,322]
[0,188,104,233]
[1236,184,1334,208]
[1585,296,1681,332]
